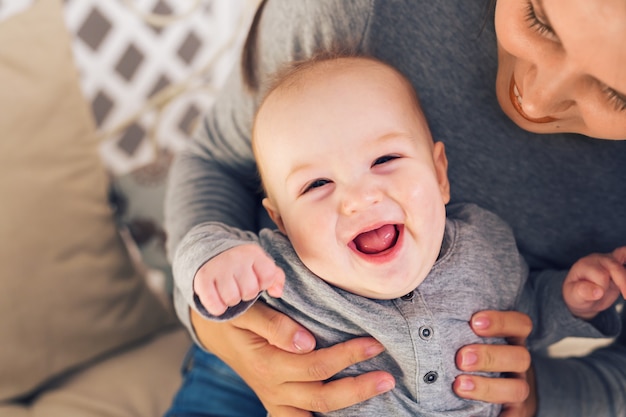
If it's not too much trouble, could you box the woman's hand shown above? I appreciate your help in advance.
[190,303,395,417]
[453,310,537,417]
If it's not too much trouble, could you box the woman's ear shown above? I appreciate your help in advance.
[262,197,287,234]
[432,141,451,204]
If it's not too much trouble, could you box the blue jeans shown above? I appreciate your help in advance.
[165,344,266,417]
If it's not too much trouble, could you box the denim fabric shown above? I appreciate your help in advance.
[165,345,266,417]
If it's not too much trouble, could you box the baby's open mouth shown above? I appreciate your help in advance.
[352,224,399,255]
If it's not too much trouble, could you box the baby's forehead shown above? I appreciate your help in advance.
[255,59,390,133]
[273,56,394,94]
[253,56,428,149]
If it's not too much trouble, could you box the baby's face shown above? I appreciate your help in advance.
[255,58,450,299]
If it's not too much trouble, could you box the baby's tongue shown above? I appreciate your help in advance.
[354,224,397,254]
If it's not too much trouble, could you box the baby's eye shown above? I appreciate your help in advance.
[302,178,331,194]
[372,154,400,167]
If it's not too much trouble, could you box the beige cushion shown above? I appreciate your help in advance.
[0,327,191,417]
[0,0,176,401]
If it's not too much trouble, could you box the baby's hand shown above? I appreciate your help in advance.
[562,246,626,320]
[193,244,285,316]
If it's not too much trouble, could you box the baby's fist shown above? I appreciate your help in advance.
[194,244,285,316]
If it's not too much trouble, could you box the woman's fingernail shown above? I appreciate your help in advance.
[472,315,490,330]
[461,351,478,367]
[376,378,395,393]
[293,330,315,352]
[458,377,475,392]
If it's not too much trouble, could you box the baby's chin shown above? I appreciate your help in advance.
[333,275,424,300]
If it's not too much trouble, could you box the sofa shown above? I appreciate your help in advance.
[0,0,249,414]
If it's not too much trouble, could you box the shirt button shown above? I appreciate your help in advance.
[401,291,414,301]
[423,371,438,384]
[419,325,433,340]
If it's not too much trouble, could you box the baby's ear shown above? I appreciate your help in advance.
[262,198,286,234]
[433,141,450,204]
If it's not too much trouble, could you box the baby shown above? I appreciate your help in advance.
[174,54,625,416]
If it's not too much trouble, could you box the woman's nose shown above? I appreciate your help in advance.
[340,182,382,215]
[521,59,576,118]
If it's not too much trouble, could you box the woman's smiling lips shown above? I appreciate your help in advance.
[509,77,556,124]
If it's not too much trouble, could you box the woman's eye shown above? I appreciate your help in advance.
[372,154,399,167]
[603,86,626,112]
[524,1,555,37]
[302,179,330,194]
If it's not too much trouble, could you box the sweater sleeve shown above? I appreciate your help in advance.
[533,328,626,417]
[521,270,625,417]
[171,222,262,346]
[517,269,621,351]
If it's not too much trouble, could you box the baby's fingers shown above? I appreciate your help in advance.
[193,266,229,316]
[267,277,286,298]
[574,280,604,302]
[611,266,626,299]
[216,273,247,307]
[605,249,626,298]
[611,246,626,265]
[253,256,286,298]
[200,281,229,316]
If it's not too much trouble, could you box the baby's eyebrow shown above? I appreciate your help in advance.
[375,131,415,144]
[286,160,314,183]
[284,161,316,193]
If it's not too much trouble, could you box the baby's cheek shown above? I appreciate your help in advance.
[289,221,329,262]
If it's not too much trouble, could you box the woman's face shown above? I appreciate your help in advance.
[495,0,626,140]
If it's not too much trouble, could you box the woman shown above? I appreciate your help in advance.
[164,0,626,416]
